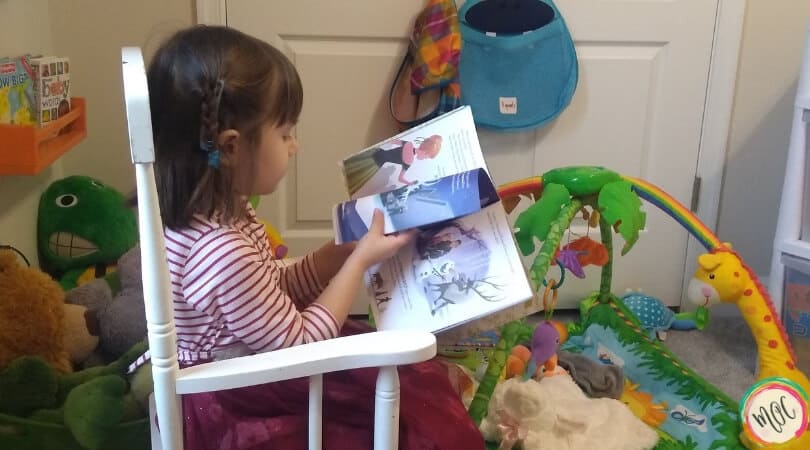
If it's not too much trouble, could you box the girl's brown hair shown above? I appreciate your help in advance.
[147,25,302,229]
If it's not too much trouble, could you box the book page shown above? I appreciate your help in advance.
[334,168,499,243]
[367,202,533,334]
[340,106,487,199]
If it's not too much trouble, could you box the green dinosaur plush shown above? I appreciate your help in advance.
[0,341,149,449]
[63,374,130,450]
[127,361,153,413]
[0,341,146,411]
[56,340,147,404]
[0,356,59,416]
[27,406,66,424]
[37,176,138,291]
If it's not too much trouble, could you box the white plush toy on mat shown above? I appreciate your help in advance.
[480,375,659,450]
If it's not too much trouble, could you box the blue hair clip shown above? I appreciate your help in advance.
[200,139,221,168]
[207,149,221,168]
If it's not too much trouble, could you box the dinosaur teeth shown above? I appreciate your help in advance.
[48,232,98,258]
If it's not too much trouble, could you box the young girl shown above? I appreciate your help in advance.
[147,25,485,450]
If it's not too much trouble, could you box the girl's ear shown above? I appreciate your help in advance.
[217,129,241,154]
[217,129,241,166]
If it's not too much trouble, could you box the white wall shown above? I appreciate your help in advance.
[50,0,194,193]
[717,2,810,275]
[0,0,58,267]
[1,0,809,277]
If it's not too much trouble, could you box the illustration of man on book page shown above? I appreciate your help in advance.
[337,179,453,243]
[343,134,443,198]
[336,169,496,243]
[412,221,505,316]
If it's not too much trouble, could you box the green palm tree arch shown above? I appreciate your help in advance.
[513,166,646,303]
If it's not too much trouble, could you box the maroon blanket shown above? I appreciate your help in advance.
[181,322,485,450]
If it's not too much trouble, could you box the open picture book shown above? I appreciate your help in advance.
[333,106,534,335]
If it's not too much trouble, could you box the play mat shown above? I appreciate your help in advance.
[445,295,744,450]
[563,294,741,449]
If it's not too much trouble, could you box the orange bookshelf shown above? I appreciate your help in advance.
[0,97,87,175]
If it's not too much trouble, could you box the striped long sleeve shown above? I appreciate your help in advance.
[275,254,326,309]
[163,207,339,364]
[180,229,339,354]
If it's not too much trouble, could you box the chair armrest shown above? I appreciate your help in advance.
[175,329,436,394]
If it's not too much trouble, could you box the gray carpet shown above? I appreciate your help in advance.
[550,303,759,402]
[663,304,757,402]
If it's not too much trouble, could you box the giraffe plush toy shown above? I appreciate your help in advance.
[689,247,810,449]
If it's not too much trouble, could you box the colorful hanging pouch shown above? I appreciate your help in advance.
[389,0,462,129]
[458,0,578,131]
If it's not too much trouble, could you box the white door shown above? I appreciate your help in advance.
[220,0,721,313]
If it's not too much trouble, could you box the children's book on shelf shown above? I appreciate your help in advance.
[29,56,71,127]
[333,106,535,335]
[0,55,36,126]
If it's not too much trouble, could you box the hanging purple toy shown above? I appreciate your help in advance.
[524,320,561,380]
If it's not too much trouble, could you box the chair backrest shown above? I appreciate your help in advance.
[121,47,184,450]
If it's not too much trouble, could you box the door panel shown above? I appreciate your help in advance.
[227,0,717,312]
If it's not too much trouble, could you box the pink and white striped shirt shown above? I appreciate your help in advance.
[162,204,339,364]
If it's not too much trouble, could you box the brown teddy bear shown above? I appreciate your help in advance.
[0,249,72,373]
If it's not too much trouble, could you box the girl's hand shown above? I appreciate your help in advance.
[353,209,416,268]
[313,240,357,284]
[313,210,414,326]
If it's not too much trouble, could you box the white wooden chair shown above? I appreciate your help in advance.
[121,47,437,450]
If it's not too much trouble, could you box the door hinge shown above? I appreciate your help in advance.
[690,175,702,212]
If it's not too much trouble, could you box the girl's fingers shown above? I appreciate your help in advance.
[369,209,384,234]
[392,229,417,245]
